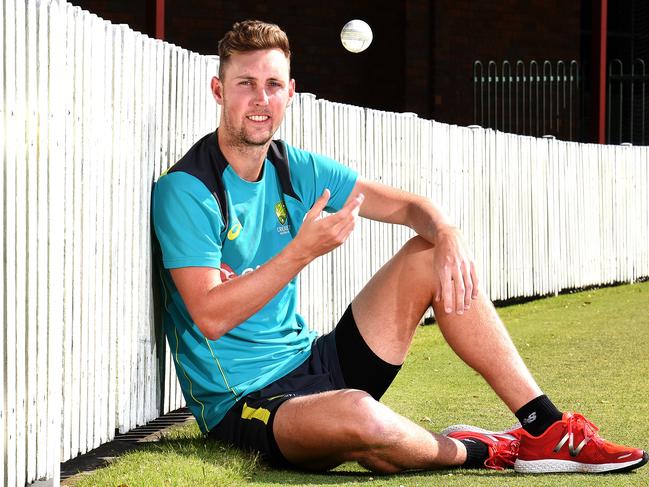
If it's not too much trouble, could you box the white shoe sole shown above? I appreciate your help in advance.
[514,456,645,474]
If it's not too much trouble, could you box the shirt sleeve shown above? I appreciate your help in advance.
[285,144,358,212]
[152,171,224,269]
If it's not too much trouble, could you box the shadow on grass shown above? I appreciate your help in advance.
[251,467,529,485]
[66,416,649,486]
[150,435,647,485]
[145,435,530,485]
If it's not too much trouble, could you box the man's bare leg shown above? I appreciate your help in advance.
[274,389,467,472]
[351,235,542,411]
[275,235,541,471]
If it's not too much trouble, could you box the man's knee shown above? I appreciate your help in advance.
[400,235,436,264]
[340,391,407,473]
[398,236,438,286]
[343,390,404,451]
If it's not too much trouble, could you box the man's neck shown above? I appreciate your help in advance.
[217,130,269,182]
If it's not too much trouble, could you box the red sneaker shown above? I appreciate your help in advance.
[515,412,648,473]
[441,424,522,470]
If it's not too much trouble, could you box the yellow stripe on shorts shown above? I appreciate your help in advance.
[241,402,271,425]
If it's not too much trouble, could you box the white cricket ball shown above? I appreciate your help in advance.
[340,19,373,53]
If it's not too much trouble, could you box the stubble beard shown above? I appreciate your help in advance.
[222,111,274,150]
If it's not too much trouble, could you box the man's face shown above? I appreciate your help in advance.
[213,49,295,148]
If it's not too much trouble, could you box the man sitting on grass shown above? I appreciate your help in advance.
[152,19,647,474]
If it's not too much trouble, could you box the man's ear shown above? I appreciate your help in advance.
[287,78,296,106]
[211,76,224,105]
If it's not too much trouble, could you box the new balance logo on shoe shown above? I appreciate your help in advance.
[553,432,589,457]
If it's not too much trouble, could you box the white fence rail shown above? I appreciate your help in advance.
[2,1,649,485]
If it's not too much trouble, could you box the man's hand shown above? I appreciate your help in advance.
[433,225,479,315]
[292,189,364,261]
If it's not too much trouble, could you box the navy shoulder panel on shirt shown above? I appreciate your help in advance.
[268,139,300,201]
[167,132,229,227]
[167,132,301,230]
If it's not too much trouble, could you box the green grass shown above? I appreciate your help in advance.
[68,281,649,486]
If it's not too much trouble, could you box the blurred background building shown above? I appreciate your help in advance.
[68,0,648,145]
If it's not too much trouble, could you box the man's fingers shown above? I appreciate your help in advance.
[470,261,479,299]
[329,194,364,234]
[453,266,466,314]
[351,194,363,215]
[461,261,473,309]
[442,262,472,315]
[441,266,453,314]
[334,192,364,220]
[308,188,331,218]
[335,213,358,243]
[335,197,363,240]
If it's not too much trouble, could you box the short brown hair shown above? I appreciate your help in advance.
[218,20,291,79]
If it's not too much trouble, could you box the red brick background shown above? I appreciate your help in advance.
[69,0,581,127]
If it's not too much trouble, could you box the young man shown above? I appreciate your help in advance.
[152,20,647,474]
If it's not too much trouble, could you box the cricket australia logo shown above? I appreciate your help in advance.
[274,201,288,224]
[274,201,290,235]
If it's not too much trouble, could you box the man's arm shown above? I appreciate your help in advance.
[346,177,479,315]
[170,189,364,341]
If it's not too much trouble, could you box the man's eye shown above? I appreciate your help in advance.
[239,80,252,86]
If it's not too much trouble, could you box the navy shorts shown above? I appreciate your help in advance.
[207,304,402,466]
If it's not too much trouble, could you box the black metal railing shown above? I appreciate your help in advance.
[607,58,648,145]
[473,60,582,141]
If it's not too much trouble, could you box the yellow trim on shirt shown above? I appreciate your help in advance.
[173,326,209,432]
[205,339,239,400]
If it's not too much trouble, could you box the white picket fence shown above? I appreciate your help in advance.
[2,1,649,485]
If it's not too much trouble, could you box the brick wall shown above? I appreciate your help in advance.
[70,0,148,34]
[68,0,580,127]
[431,0,581,126]
[163,0,407,114]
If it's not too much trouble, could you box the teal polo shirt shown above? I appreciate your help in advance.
[152,132,357,433]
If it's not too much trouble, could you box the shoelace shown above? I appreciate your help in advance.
[564,413,604,455]
[485,439,520,470]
